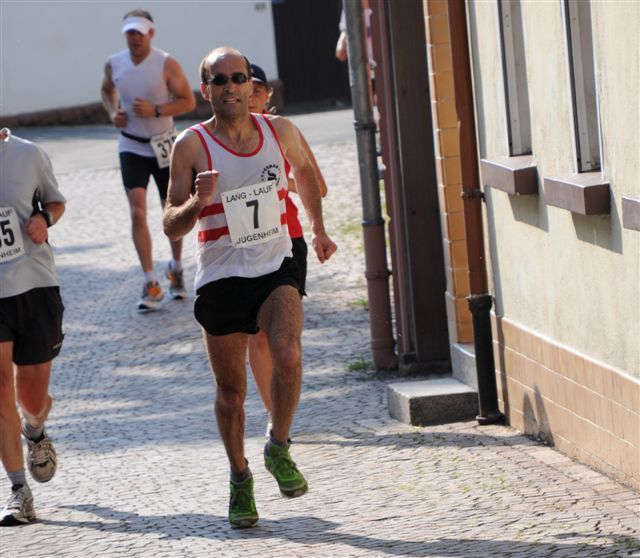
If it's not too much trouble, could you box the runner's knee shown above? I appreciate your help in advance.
[216,385,246,409]
[270,338,301,373]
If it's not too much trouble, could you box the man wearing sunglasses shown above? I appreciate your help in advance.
[101,9,195,311]
[163,47,337,528]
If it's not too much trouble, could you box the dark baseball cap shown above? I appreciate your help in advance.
[250,64,268,85]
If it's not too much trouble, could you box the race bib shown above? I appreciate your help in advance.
[150,127,178,169]
[0,207,25,263]
[221,181,283,248]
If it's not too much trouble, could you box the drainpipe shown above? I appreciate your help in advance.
[447,0,503,424]
[344,0,397,371]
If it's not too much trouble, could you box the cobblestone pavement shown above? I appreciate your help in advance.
[1,111,638,557]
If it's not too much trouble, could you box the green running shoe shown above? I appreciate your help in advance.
[264,441,308,498]
[229,475,259,528]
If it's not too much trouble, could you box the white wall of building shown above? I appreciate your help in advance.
[0,0,278,117]
[469,0,639,375]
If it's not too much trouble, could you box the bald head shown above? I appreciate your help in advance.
[199,47,252,84]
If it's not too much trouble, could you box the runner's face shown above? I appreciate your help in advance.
[125,30,152,58]
[248,83,270,113]
[206,56,252,117]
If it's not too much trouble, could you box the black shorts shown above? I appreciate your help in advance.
[194,257,300,336]
[291,236,308,296]
[0,287,65,366]
[119,151,170,200]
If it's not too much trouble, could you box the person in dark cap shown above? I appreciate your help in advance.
[247,63,328,438]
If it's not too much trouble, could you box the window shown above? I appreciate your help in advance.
[564,0,601,172]
[498,0,532,156]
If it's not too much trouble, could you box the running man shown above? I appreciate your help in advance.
[163,47,337,528]
[0,128,66,525]
[101,9,196,310]
[247,64,328,436]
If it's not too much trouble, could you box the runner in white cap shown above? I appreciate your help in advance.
[101,9,196,311]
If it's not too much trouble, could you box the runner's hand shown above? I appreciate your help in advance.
[113,110,127,128]
[132,97,154,118]
[312,232,337,264]
[194,170,219,207]
[25,215,48,244]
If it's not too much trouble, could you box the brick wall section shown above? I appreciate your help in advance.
[493,315,640,489]
[423,0,473,344]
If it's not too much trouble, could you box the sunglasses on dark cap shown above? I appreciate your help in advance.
[207,72,248,86]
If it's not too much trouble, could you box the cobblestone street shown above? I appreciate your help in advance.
[1,111,638,557]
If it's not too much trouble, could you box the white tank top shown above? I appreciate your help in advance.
[190,114,292,290]
[109,47,173,157]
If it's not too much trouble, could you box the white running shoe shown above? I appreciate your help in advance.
[138,281,164,311]
[0,485,35,526]
[26,429,57,483]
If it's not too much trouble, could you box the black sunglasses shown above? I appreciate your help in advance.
[207,72,248,86]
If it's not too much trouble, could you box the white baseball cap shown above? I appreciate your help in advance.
[122,16,154,35]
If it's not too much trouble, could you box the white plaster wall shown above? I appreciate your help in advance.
[470,0,639,375]
[0,0,278,117]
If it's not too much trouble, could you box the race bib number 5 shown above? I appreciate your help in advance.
[0,207,25,263]
[150,127,178,169]
[221,181,283,248]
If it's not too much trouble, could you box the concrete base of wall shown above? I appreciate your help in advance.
[451,342,477,388]
[387,376,479,426]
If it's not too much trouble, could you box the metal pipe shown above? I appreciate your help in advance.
[447,0,503,424]
[344,0,397,370]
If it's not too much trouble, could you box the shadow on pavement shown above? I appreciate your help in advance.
[43,504,634,557]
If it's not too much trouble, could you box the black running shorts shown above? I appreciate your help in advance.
[194,257,300,336]
[291,236,308,296]
[119,151,170,200]
[0,287,65,365]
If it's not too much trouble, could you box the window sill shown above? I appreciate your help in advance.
[543,172,610,215]
[480,155,538,196]
[622,197,640,231]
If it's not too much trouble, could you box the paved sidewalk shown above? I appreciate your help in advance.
[1,112,638,557]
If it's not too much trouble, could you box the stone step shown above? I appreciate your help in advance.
[387,376,479,426]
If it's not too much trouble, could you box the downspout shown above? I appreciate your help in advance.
[447,0,503,424]
[344,0,397,370]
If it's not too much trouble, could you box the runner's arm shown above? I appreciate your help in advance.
[132,57,196,119]
[100,62,125,126]
[163,132,217,241]
[288,132,328,198]
[272,117,337,263]
[156,57,197,118]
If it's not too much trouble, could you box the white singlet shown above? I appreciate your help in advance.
[190,114,292,290]
[109,47,173,157]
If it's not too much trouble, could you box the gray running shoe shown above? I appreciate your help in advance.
[138,281,164,311]
[165,263,188,300]
[26,428,57,483]
[0,485,35,526]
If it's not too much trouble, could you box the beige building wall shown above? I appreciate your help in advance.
[425,0,638,488]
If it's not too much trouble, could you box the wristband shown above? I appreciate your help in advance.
[155,105,162,118]
[38,210,54,228]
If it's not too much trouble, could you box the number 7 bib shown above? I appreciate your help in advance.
[221,181,283,248]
